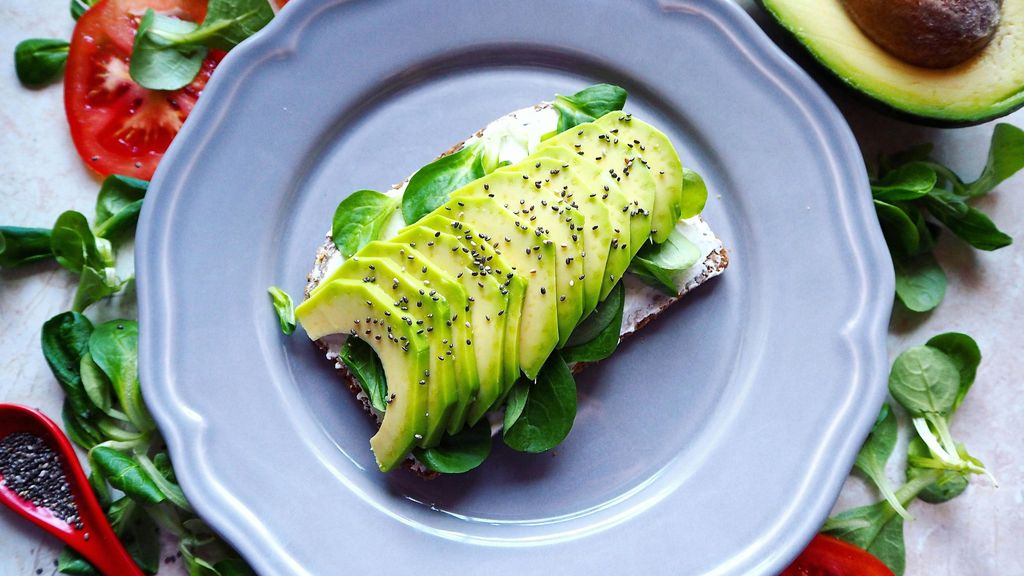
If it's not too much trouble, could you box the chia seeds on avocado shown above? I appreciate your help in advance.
[0,432,83,529]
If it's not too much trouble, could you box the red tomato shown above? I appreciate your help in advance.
[781,535,894,576]
[65,0,223,180]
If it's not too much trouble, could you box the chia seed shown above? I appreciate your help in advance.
[0,432,82,529]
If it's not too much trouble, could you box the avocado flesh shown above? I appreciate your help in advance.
[424,197,559,380]
[295,280,429,471]
[318,255,457,447]
[451,171,586,347]
[356,241,479,435]
[521,146,633,300]
[412,213,527,396]
[497,155,610,317]
[762,0,1024,125]
[537,123,658,248]
[593,112,696,220]
[388,226,509,426]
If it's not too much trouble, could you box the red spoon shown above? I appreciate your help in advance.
[0,403,145,576]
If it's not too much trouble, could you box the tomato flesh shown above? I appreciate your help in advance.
[65,0,221,180]
[782,535,894,576]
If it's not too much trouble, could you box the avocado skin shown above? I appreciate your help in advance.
[757,0,1024,127]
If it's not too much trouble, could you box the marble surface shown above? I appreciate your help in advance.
[1,1,1021,574]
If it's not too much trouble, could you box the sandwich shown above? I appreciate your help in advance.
[295,84,728,475]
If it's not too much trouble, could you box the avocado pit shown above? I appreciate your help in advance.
[841,0,1001,68]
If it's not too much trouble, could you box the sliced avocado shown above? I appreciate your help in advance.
[518,146,633,301]
[295,280,429,471]
[412,213,527,396]
[318,255,457,447]
[497,155,610,317]
[357,241,479,435]
[537,123,658,247]
[761,0,1024,125]
[593,112,701,220]
[388,226,507,424]
[419,196,559,380]
[451,171,586,346]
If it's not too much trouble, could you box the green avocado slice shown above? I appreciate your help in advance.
[594,112,700,220]
[423,196,558,380]
[357,241,479,435]
[497,155,610,317]
[295,280,429,471]
[318,255,457,447]
[389,225,516,425]
[451,171,586,346]
[412,214,527,398]
[537,123,659,246]
[515,146,633,301]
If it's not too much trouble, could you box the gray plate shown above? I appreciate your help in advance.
[136,0,892,574]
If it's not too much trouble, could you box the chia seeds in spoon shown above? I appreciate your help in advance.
[0,432,83,530]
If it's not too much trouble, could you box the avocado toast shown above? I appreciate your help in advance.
[297,85,728,475]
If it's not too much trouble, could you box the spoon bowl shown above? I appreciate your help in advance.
[0,403,145,576]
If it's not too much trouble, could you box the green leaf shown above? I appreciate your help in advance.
[868,514,906,576]
[627,227,700,294]
[680,167,708,220]
[51,211,106,273]
[95,175,148,240]
[90,320,154,432]
[153,452,177,483]
[888,346,960,418]
[874,200,919,259]
[894,252,946,313]
[90,446,166,505]
[14,39,69,86]
[73,266,125,312]
[923,188,1011,251]
[331,190,399,257]
[43,312,95,419]
[402,143,485,224]
[71,0,99,20]
[413,419,492,474]
[502,379,529,431]
[966,123,1024,197]
[130,10,208,91]
[267,286,296,335]
[120,509,160,574]
[62,399,103,450]
[552,84,628,133]
[200,0,275,50]
[853,405,910,519]
[135,452,192,511]
[561,281,624,363]
[925,332,980,412]
[213,558,256,576]
[80,352,113,414]
[58,546,99,575]
[906,437,969,504]
[339,337,388,413]
[0,226,53,268]
[503,353,576,453]
[871,162,936,201]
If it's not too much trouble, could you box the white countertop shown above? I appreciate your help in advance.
[1,1,1021,574]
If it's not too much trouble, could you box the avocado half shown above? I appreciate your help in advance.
[760,0,1024,126]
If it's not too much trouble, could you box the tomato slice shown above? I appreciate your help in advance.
[65,0,223,180]
[782,535,894,576]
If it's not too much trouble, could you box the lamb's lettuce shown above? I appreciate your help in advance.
[332,190,399,257]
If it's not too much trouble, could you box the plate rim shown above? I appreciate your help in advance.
[136,0,893,574]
